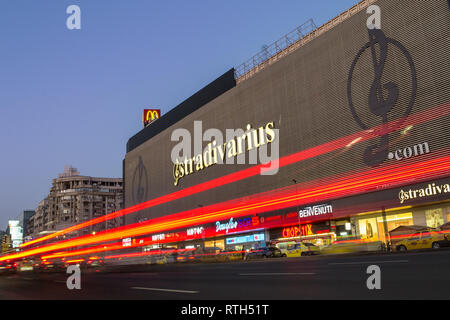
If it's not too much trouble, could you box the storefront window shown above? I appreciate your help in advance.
[357,212,414,243]
[358,217,379,241]
[335,220,352,237]
[225,233,265,251]
[379,212,413,230]
[425,208,444,229]
[215,240,225,251]
[204,239,225,251]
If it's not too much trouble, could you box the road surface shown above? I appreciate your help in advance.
[1,250,449,300]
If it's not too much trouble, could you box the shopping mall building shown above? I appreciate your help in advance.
[123,0,450,253]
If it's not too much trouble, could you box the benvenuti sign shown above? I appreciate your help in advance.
[172,121,276,186]
[143,109,161,127]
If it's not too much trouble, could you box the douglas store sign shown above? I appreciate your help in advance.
[215,217,255,234]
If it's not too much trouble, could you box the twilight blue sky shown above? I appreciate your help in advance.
[0,0,357,229]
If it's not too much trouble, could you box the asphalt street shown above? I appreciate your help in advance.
[1,250,450,300]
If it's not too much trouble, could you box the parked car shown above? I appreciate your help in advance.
[395,230,445,251]
[285,242,320,257]
[275,242,293,255]
[436,224,450,248]
[245,247,284,260]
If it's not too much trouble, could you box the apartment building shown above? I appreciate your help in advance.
[30,166,124,239]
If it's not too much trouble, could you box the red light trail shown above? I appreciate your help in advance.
[2,153,450,262]
[19,102,450,249]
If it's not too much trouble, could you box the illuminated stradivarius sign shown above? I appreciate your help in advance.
[399,183,450,204]
[173,121,276,186]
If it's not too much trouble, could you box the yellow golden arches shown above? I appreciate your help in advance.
[143,109,161,127]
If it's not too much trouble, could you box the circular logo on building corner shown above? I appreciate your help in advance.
[132,156,148,205]
[347,28,417,167]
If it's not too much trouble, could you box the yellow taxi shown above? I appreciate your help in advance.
[394,230,445,251]
[285,242,320,257]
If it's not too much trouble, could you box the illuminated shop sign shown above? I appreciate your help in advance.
[299,204,333,219]
[166,233,180,241]
[187,227,204,236]
[151,232,180,242]
[399,183,450,204]
[216,217,256,234]
[266,215,282,222]
[237,218,252,228]
[282,224,313,238]
[226,233,265,245]
[216,218,238,233]
[143,109,161,127]
[122,238,132,247]
[152,234,165,241]
[285,212,298,219]
[173,121,276,186]
[8,220,23,248]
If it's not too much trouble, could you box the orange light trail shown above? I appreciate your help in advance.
[20,102,450,249]
[40,242,124,260]
[65,259,85,264]
[10,159,450,260]
[2,155,450,262]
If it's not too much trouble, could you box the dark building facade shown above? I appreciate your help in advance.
[21,210,34,238]
[123,0,450,253]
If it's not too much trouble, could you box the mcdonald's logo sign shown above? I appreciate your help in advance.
[143,109,161,127]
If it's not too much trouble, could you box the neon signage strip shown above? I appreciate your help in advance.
[19,102,450,249]
[10,156,450,261]
[14,158,450,260]
[2,155,450,262]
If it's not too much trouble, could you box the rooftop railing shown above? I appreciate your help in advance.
[234,19,317,83]
[235,0,378,84]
